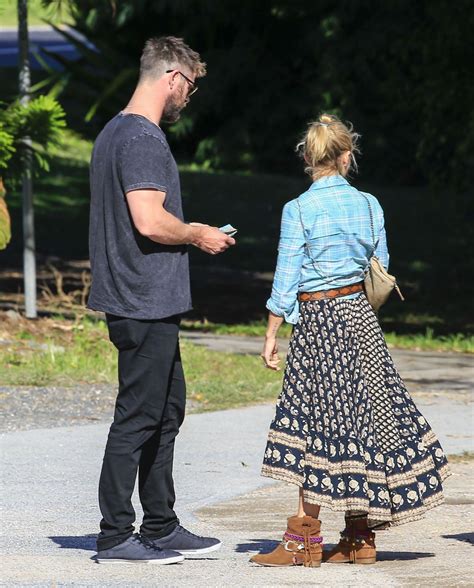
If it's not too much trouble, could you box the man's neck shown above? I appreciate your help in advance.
[122,84,164,126]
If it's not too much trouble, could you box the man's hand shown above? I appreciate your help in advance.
[261,335,281,370]
[191,225,235,255]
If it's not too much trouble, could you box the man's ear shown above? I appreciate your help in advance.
[165,70,175,91]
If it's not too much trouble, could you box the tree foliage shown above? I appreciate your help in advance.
[44,0,473,186]
[0,95,66,184]
[0,95,66,250]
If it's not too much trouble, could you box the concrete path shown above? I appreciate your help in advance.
[2,333,473,586]
[198,460,474,588]
[2,400,473,586]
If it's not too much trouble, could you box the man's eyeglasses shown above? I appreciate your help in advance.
[166,69,198,96]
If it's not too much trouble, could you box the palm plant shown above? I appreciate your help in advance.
[0,96,66,251]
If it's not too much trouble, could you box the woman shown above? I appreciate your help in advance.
[250,114,450,568]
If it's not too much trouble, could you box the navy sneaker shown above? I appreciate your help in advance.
[94,533,184,564]
[146,525,222,556]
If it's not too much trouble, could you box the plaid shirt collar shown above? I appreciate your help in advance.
[309,174,350,191]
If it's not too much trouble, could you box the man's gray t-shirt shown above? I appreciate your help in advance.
[87,112,192,319]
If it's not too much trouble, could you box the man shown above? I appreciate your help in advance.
[87,36,235,564]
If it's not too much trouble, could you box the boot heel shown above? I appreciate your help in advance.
[355,557,376,565]
[304,559,322,568]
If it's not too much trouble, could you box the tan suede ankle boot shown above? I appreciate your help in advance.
[250,515,323,567]
[324,517,376,564]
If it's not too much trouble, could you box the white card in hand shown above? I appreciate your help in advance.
[219,224,238,236]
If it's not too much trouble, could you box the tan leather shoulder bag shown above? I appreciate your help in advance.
[361,193,404,311]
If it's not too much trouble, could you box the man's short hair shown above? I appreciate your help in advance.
[139,36,206,82]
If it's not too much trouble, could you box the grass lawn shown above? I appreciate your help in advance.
[1,314,471,420]
[1,312,472,422]
[1,130,472,343]
[0,315,283,412]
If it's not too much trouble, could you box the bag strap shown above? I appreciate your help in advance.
[359,192,377,257]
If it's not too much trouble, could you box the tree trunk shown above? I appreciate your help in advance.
[18,0,37,318]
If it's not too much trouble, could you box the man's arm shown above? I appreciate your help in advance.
[126,189,235,255]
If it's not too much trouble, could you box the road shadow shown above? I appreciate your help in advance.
[375,550,435,561]
[236,539,279,553]
[442,532,473,545]
[49,536,221,561]
[236,539,435,561]
[235,539,280,553]
[49,535,96,551]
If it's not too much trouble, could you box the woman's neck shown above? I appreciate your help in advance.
[312,171,342,181]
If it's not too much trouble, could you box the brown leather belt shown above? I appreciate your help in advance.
[298,282,364,302]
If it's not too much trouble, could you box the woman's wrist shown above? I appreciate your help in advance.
[266,312,283,339]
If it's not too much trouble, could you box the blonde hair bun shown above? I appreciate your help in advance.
[296,113,360,179]
[319,114,336,125]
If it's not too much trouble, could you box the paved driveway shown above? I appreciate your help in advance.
[2,399,473,586]
[2,333,473,586]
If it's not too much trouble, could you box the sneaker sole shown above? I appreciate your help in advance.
[177,542,222,556]
[95,555,184,565]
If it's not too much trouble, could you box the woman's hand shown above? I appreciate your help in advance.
[262,311,284,370]
[261,335,281,370]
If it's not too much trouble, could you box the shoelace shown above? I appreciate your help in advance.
[176,525,204,539]
[135,535,163,551]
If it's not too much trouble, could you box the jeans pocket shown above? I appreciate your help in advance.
[106,315,139,350]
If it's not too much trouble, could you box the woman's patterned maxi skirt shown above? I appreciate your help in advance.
[261,295,451,528]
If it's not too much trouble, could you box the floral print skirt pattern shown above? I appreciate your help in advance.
[261,294,450,528]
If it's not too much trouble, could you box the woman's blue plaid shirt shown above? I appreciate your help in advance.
[267,175,389,324]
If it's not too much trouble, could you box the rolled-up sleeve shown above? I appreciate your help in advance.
[266,200,305,324]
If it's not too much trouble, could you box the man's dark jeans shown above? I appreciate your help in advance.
[97,314,186,551]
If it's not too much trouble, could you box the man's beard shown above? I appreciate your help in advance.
[162,94,184,123]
